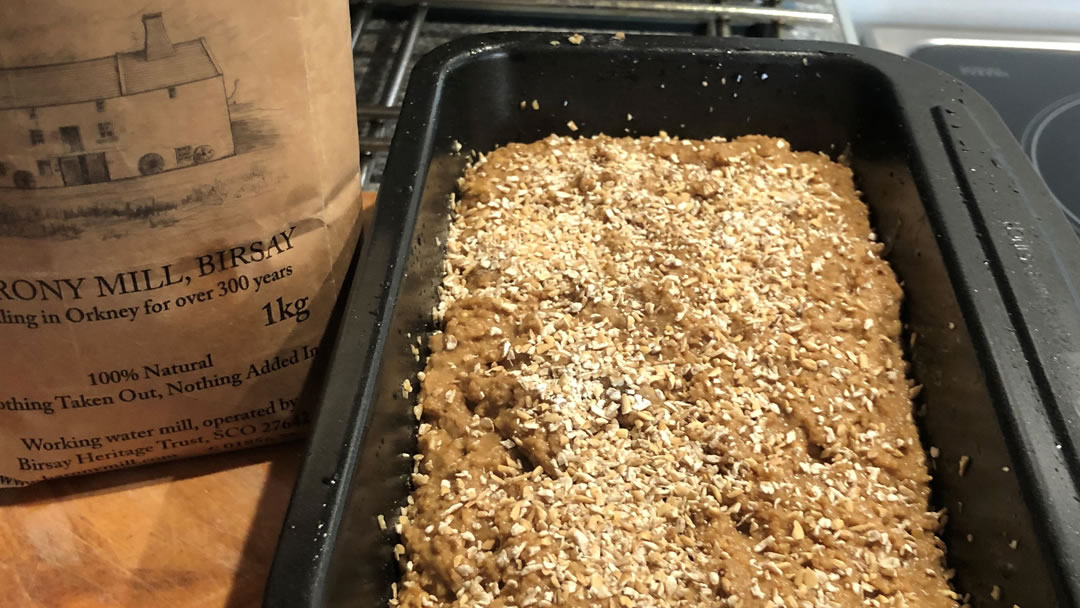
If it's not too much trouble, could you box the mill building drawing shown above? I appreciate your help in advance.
[0,13,234,189]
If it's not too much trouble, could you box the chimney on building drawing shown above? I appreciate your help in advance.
[142,13,175,60]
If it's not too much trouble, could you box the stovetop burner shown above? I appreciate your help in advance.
[908,42,1080,233]
[1024,91,1080,226]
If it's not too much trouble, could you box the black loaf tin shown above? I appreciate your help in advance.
[266,33,1080,607]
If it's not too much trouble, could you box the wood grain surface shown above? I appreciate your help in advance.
[0,442,303,608]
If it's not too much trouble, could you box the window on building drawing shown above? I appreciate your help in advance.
[29,129,44,146]
[98,122,114,138]
[96,100,106,112]
[175,145,193,163]
[37,160,52,177]
[168,86,177,98]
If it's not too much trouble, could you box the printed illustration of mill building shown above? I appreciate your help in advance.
[0,13,234,189]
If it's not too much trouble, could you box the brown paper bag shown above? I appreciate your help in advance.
[0,0,363,486]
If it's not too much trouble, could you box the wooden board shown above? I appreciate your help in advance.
[0,443,302,608]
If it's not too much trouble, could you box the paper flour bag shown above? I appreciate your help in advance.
[0,0,363,486]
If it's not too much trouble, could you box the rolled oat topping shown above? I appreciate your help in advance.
[393,134,957,608]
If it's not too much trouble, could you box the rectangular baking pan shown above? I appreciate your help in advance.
[266,33,1080,607]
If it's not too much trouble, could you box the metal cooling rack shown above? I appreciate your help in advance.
[351,0,849,187]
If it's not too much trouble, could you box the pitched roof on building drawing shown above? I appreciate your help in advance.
[0,38,221,111]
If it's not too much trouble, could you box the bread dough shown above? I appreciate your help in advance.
[393,134,958,608]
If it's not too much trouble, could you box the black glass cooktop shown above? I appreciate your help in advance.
[912,44,1080,230]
